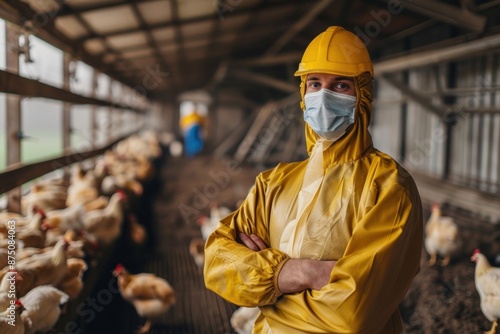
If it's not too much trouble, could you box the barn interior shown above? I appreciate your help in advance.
[1,1,500,333]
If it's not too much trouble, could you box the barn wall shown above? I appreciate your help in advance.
[211,104,246,146]
[371,54,500,195]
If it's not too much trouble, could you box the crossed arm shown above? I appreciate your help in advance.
[239,233,336,293]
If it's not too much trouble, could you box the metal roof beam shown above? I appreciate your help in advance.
[56,0,159,17]
[387,0,487,33]
[374,32,500,74]
[231,69,297,93]
[265,0,334,56]
[379,74,444,118]
[237,51,302,67]
[76,0,293,42]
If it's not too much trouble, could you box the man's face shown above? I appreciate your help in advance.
[305,73,356,97]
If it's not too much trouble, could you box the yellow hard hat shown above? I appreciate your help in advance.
[294,26,374,78]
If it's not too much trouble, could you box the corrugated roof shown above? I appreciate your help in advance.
[2,0,500,105]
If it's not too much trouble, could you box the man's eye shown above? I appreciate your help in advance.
[309,82,321,88]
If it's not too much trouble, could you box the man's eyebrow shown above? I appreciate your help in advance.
[306,76,319,81]
[334,76,354,81]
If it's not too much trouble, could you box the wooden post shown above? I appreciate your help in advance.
[108,79,113,141]
[5,22,21,212]
[62,52,71,184]
[62,52,71,153]
[91,69,98,149]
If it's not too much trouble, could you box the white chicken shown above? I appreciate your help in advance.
[210,201,231,222]
[43,203,85,233]
[230,306,260,334]
[198,202,232,241]
[0,299,25,334]
[112,264,175,334]
[20,285,69,334]
[471,249,500,334]
[197,215,215,241]
[424,203,462,266]
[82,191,126,246]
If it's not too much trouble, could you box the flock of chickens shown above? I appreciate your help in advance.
[424,202,500,334]
[0,131,175,334]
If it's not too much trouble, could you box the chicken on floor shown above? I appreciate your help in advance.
[424,203,462,266]
[112,264,176,334]
[471,249,500,334]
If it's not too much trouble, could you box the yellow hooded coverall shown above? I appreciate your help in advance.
[204,26,423,334]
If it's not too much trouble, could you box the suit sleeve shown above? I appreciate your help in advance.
[203,170,290,307]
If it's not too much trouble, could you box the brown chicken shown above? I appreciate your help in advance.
[57,258,87,299]
[471,249,500,334]
[189,238,205,270]
[113,264,175,334]
[129,214,147,246]
[0,299,25,334]
[21,184,67,215]
[66,164,99,207]
[0,271,20,310]
[11,210,49,249]
[0,239,69,297]
[83,196,109,212]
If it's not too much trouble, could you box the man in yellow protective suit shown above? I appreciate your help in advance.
[204,26,423,334]
[179,101,206,157]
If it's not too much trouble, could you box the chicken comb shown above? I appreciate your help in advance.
[37,208,47,219]
[116,189,127,200]
[196,215,207,226]
[472,248,481,255]
[15,300,23,307]
[113,263,124,274]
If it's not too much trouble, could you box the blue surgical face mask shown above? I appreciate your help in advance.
[304,89,357,141]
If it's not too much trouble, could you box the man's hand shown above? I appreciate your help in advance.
[239,233,267,251]
[238,233,336,293]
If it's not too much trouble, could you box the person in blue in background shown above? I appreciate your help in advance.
[179,101,206,157]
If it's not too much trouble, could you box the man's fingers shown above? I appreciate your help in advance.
[250,234,267,250]
[239,233,259,251]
